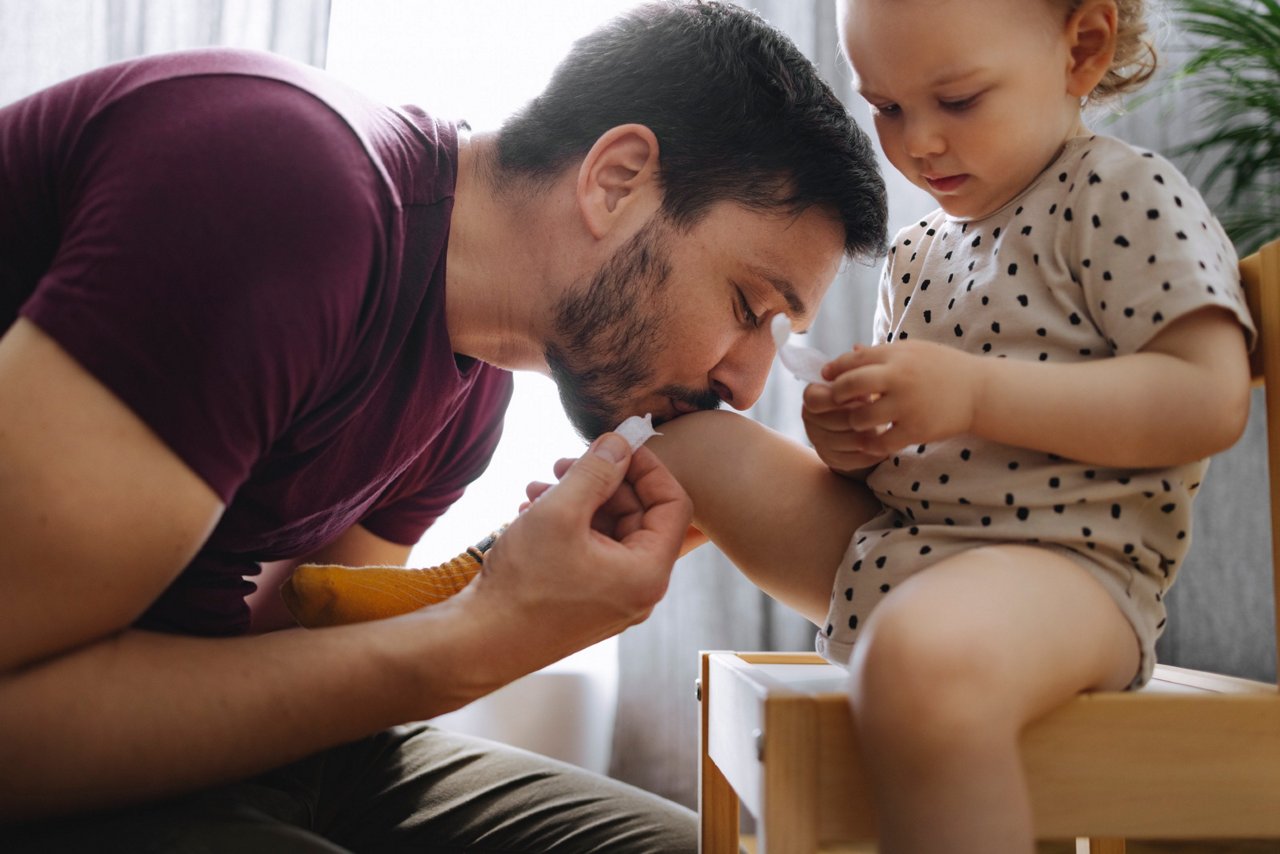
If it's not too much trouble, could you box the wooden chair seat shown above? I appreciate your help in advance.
[698,652,1280,852]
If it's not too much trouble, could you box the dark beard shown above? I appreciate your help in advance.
[545,218,719,440]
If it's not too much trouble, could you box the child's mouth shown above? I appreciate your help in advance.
[925,174,968,193]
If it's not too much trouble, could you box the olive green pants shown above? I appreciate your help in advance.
[5,723,696,853]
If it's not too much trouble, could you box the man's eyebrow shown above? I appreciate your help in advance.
[749,265,809,321]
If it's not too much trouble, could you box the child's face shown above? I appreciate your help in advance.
[840,0,1086,220]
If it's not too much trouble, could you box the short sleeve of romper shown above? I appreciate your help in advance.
[817,135,1255,688]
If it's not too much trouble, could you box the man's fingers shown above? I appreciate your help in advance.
[532,433,632,524]
[608,447,692,548]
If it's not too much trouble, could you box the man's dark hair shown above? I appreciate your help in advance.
[496,0,887,260]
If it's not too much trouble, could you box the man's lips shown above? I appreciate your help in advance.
[925,173,968,193]
[670,397,703,415]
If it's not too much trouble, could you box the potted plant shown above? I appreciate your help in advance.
[1173,0,1279,254]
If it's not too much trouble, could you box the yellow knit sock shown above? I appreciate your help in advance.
[281,527,504,628]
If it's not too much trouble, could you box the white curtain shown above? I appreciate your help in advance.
[608,0,1277,811]
[0,0,330,108]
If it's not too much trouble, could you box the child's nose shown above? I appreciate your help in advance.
[904,116,945,159]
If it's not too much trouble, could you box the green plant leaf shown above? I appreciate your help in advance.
[1171,0,1280,254]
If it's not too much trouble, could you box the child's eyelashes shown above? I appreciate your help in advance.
[867,95,981,118]
[940,94,980,112]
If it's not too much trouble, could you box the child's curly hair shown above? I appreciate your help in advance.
[1060,0,1158,102]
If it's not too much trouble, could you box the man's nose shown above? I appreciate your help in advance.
[709,333,776,411]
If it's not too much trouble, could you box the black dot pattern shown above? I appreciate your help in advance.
[815,135,1256,691]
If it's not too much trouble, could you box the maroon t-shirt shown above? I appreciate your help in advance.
[0,49,513,635]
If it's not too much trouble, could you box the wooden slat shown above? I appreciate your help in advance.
[1023,692,1280,838]
[706,654,772,820]
[760,696,819,854]
[699,652,741,854]
[1254,239,1280,679]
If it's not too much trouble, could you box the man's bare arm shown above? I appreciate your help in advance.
[0,320,688,820]
[0,320,472,818]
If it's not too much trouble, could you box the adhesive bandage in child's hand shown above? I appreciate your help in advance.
[771,314,833,386]
[614,413,660,449]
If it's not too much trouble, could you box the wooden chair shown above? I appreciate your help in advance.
[697,238,1280,854]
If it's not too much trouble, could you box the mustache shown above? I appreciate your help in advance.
[654,385,723,425]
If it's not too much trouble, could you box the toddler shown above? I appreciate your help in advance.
[650,0,1256,851]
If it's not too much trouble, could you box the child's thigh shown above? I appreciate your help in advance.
[851,544,1141,729]
[650,410,881,623]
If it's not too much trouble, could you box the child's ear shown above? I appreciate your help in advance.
[1064,0,1119,99]
[576,124,662,240]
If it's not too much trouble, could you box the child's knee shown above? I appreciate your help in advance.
[848,604,1015,753]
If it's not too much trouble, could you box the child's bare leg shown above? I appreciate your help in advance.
[848,544,1140,854]
[648,410,881,624]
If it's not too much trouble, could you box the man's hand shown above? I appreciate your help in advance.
[466,433,693,677]
[803,340,982,471]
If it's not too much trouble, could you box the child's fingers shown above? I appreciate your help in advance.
[830,364,890,406]
[843,423,901,458]
[802,382,839,412]
[803,405,861,433]
[821,343,881,379]
[804,382,879,414]
[844,397,896,432]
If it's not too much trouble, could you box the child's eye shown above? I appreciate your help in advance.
[871,102,901,118]
[940,94,979,112]
[736,288,762,329]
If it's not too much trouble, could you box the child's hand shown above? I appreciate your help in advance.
[799,408,889,476]
[803,340,981,468]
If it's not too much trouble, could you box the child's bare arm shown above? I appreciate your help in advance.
[805,306,1250,469]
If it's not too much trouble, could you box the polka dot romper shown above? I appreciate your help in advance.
[816,135,1256,688]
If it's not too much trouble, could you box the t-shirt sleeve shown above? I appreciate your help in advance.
[1065,146,1256,356]
[19,76,386,503]
[360,368,514,545]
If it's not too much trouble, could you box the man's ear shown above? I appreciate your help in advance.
[576,124,661,240]
[1064,0,1119,99]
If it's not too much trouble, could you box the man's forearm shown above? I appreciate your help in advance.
[0,606,487,821]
